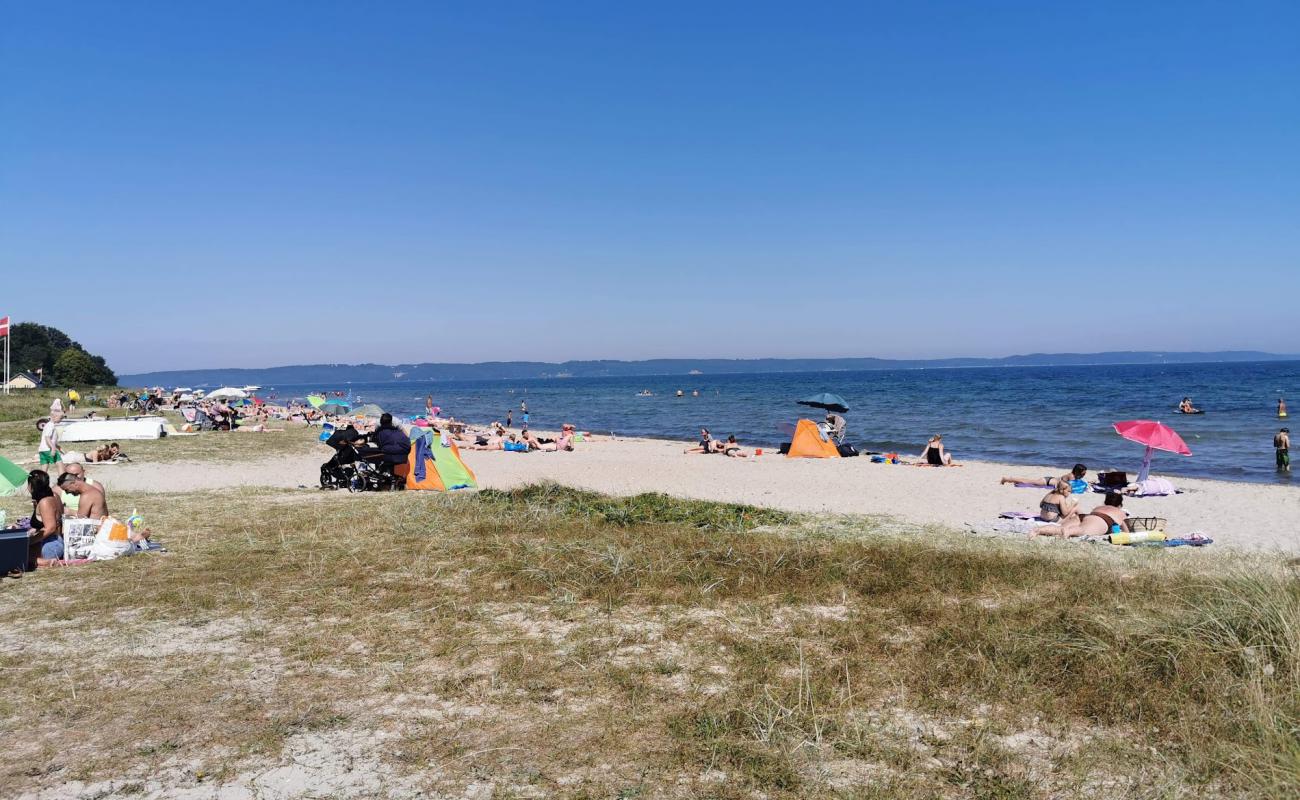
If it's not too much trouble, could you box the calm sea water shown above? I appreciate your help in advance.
[265,361,1299,485]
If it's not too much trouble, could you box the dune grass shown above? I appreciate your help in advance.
[1,484,1295,798]
[0,388,134,424]
[0,414,321,468]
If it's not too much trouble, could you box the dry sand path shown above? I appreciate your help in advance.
[88,436,1300,556]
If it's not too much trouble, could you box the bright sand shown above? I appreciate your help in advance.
[79,434,1300,556]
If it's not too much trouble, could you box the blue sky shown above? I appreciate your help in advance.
[2,1,1296,374]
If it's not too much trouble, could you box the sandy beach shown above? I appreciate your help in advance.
[75,432,1300,557]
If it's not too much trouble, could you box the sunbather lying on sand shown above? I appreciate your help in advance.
[1000,463,1087,487]
[1030,492,1130,539]
[721,435,748,458]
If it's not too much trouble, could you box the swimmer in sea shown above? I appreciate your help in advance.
[1179,397,1199,414]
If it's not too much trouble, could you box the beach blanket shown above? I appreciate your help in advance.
[999,510,1047,520]
[1131,534,1213,548]
[1091,477,1182,496]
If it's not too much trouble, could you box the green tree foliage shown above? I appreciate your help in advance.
[8,322,117,386]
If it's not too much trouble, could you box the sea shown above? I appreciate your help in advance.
[258,361,1299,485]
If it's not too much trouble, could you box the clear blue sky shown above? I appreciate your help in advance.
[2,2,1296,374]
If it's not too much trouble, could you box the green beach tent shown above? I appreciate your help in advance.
[0,455,30,497]
[306,395,326,408]
[408,429,478,490]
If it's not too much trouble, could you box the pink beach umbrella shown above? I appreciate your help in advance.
[1112,420,1192,482]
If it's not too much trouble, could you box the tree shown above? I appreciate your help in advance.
[53,348,104,386]
[8,322,117,385]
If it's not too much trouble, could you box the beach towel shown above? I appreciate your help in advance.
[1134,534,1213,548]
[1128,477,1178,496]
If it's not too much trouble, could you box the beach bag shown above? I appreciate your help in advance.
[62,517,103,560]
[89,517,134,560]
[836,443,859,457]
[1127,516,1168,533]
[1097,471,1128,489]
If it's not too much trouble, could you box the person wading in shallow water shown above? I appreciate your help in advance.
[1276,428,1291,472]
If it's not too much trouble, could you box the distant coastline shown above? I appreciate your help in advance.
[120,351,1299,387]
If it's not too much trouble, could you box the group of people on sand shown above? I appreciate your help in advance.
[997,463,1132,539]
[683,428,748,457]
[21,460,139,569]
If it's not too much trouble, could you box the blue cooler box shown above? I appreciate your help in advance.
[0,529,29,574]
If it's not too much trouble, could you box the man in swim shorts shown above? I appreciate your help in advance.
[1276,428,1290,472]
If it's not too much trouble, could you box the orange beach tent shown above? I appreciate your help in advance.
[785,419,840,458]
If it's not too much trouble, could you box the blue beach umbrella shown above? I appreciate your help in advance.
[797,393,850,414]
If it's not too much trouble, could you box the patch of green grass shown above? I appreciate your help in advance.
[0,485,1294,798]
[479,482,793,530]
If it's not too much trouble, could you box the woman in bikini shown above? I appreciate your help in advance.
[26,470,65,568]
[1031,493,1129,539]
[1037,479,1076,522]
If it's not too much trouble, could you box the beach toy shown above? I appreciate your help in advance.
[755,448,762,456]
[127,509,144,533]
[1109,530,1167,545]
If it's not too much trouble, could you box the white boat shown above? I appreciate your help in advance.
[241,385,262,393]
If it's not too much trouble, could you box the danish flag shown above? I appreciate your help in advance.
[0,316,8,337]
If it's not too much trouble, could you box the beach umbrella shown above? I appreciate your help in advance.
[0,455,29,497]
[207,387,248,400]
[351,403,385,418]
[1113,420,1192,483]
[306,395,326,408]
[320,402,350,415]
[797,392,850,414]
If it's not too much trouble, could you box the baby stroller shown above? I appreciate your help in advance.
[319,439,403,492]
[348,459,403,492]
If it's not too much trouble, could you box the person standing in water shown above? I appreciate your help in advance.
[1276,428,1291,472]
[1279,398,1288,419]
[506,410,513,428]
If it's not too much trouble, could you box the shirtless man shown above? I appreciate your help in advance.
[58,463,105,514]
[1276,428,1291,472]
[56,472,109,519]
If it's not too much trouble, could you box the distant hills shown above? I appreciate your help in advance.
[120,351,1297,387]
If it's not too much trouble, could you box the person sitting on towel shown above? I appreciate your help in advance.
[1031,492,1130,539]
[26,470,65,568]
[57,471,109,519]
[1036,479,1077,522]
[920,434,955,466]
[58,463,106,514]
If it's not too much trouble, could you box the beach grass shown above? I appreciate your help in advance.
[1,485,1295,798]
[0,388,135,424]
[0,417,321,467]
